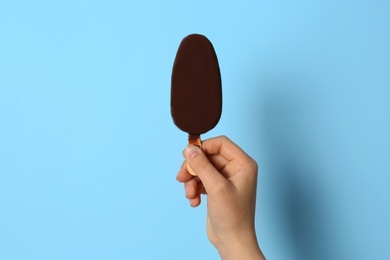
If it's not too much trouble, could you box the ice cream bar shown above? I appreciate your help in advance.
[171,34,222,175]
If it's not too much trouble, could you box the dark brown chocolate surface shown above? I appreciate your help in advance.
[171,34,222,135]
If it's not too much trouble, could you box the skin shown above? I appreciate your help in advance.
[176,136,266,260]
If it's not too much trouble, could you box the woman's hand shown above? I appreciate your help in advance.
[176,136,265,260]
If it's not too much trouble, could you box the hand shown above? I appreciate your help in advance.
[176,136,265,260]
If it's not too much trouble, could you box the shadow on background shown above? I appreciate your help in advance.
[256,76,346,260]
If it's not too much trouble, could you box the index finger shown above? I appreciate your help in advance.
[201,135,248,162]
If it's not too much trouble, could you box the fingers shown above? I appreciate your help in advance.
[202,135,248,162]
[177,163,205,207]
[189,196,201,207]
[182,135,246,191]
[176,161,193,183]
[184,178,204,207]
[207,154,229,172]
[185,178,198,198]
[185,179,199,207]
[178,136,241,182]
[204,136,258,180]
[183,145,228,193]
[178,135,252,206]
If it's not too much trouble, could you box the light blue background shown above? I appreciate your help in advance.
[1,1,389,259]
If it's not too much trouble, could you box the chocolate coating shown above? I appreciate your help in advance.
[171,34,222,135]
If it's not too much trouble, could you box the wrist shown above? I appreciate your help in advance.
[215,230,265,260]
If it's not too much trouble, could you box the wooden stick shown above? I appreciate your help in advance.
[187,134,201,176]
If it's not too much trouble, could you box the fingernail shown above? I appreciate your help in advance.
[184,145,198,159]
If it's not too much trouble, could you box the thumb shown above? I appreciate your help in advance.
[183,145,227,192]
